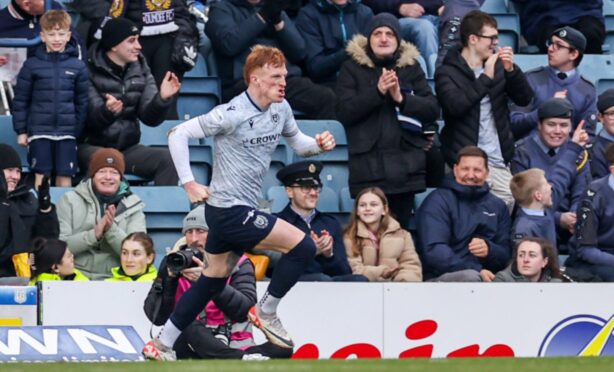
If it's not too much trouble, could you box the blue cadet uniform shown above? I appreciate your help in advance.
[510,26,598,140]
[416,175,512,280]
[511,142,585,247]
[568,175,614,281]
[590,90,614,178]
[274,161,365,282]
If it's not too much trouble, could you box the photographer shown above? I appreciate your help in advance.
[57,148,146,280]
[144,206,287,359]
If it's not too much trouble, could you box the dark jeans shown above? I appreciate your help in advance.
[536,16,606,54]
[566,260,614,282]
[140,33,183,119]
[174,321,245,359]
[298,273,369,282]
[223,76,336,120]
[386,192,415,230]
[78,143,179,186]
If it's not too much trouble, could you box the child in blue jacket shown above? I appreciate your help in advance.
[12,9,88,188]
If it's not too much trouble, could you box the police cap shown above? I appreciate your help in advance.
[276,161,323,187]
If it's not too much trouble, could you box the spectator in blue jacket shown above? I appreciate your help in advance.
[275,161,367,282]
[510,26,598,140]
[567,143,614,281]
[295,0,373,86]
[363,0,442,64]
[205,0,336,119]
[12,10,88,189]
[512,0,605,54]
[509,102,590,247]
[511,98,592,250]
[590,90,614,179]
[416,146,511,282]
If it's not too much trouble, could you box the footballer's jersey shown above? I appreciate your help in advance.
[197,92,299,208]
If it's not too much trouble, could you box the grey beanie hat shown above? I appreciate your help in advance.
[182,205,208,234]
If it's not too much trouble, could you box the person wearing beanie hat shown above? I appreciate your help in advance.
[590,89,614,178]
[29,237,89,284]
[295,0,373,85]
[182,205,209,251]
[510,24,598,141]
[337,10,440,228]
[0,144,60,278]
[512,97,591,249]
[56,148,146,280]
[81,13,181,187]
[362,0,442,64]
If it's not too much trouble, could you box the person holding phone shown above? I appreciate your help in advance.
[343,187,422,282]
[275,161,367,282]
[435,10,533,207]
[336,13,440,229]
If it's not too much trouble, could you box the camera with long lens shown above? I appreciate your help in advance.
[166,245,204,274]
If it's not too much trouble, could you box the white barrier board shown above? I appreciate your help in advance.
[40,282,614,358]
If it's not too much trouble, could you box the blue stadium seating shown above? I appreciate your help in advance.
[0,115,29,172]
[267,186,289,213]
[294,120,348,162]
[340,187,355,213]
[514,54,545,72]
[50,187,72,204]
[579,54,614,87]
[481,0,509,14]
[184,56,208,78]
[427,53,437,79]
[177,76,221,120]
[417,54,428,77]
[131,186,191,230]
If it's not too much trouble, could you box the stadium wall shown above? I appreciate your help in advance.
[31,282,614,358]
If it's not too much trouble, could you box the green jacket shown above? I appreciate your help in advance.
[105,265,158,282]
[57,179,146,280]
[29,268,90,285]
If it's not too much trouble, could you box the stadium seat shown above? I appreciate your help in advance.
[414,188,436,213]
[184,56,208,78]
[267,186,289,213]
[480,0,509,14]
[598,78,614,95]
[340,187,355,213]
[131,186,191,229]
[261,163,284,196]
[579,54,614,86]
[514,54,545,72]
[417,54,428,77]
[177,76,221,120]
[318,164,349,196]
[606,33,614,56]
[317,186,340,213]
[50,187,72,204]
[427,53,437,79]
[149,231,181,267]
[295,120,348,161]
[0,115,29,171]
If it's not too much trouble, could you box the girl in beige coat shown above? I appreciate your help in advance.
[343,187,422,282]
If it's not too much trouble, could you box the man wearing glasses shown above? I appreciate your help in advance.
[510,26,598,141]
[435,10,533,206]
[275,161,367,282]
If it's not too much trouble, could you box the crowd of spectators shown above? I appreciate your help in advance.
[2,0,614,290]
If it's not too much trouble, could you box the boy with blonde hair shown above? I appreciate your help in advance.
[12,9,89,188]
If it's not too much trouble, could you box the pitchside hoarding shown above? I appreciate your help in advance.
[0,286,37,327]
[37,282,614,359]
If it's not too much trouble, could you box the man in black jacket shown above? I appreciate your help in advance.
[0,144,59,278]
[79,18,181,185]
[435,10,533,206]
[205,0,336,119]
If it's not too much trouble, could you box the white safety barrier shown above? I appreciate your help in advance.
[38,281,614,358]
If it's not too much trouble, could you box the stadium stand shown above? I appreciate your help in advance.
[0,115,28,172]
[177,76,222,120]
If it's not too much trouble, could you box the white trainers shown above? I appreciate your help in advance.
[248,305,294,349]
[242,353,270,361]
[142,338,177,361]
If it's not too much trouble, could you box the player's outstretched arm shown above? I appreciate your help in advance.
[285,130,336,157]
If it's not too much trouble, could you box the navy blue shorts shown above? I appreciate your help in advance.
[29,139,78,176]
[204,203,277,256]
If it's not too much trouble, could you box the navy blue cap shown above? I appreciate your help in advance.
[276,161,323,187]
[551,26,586,52]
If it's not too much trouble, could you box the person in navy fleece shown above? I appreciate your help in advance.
[509,110,589,248]
[590,90,614,179]
[511,97,592,249]
[416,146,511,282]
[567,143,614,281]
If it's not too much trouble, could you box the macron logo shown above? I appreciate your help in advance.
[65,71,75,76]
[482,211,496,217]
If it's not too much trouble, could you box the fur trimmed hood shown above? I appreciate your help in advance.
[346,34,420,69]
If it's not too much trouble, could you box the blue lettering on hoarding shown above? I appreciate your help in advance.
[0,326,145,362]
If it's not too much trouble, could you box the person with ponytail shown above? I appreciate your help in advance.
[343,187,422,282]
[106,232,157,282]
[29,237,89,284]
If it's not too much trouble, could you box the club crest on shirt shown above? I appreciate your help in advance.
[145,0,171,11]
[272,113,279,123]
[109,0,126,18]
[254,215,269,229]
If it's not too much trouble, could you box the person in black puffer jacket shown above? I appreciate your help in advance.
[336,13,440,228]
[80,18,180,186]
[435,10,533,206]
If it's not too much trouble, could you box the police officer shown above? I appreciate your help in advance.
[510,26,598,140]
[275,161,367,282]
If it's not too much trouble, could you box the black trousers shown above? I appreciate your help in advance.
[223,76,337,120]
[140,33,183,119]
[78,143,179,186]
[536,16,606,54]
[386,191,415,230]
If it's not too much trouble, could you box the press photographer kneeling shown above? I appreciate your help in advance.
[143,206,291,360]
